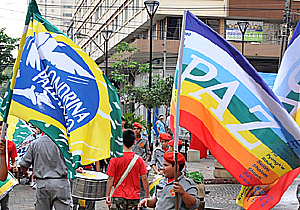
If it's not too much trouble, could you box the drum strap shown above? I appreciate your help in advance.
[112,154,139,194]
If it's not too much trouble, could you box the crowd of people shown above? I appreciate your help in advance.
[0,113,200,210]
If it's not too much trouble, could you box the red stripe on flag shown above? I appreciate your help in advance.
[245,168,300,210]
[190,133,208,159]
[179,110,263,186]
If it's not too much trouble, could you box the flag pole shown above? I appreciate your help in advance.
[174,10,187,210]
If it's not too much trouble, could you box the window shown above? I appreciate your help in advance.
[78,9,82,18]
[200,18,219,33]
[135,0,139,12]
[95,35,99,50]
[121,10,124,24]
[160,18,166,40]
[90,42,93,53]
[111,20,115,31]
[84,23,87,34]
[95,7,99,20]
[167,17,181,40]
[90,16,93,28]
[99,34,102,44]
[63,13,72,17]
[124,6,128,22]
[84,0,88,13]
[105,0,109,10]
[100,5,103,17]
[132,1,135,16]
[115,15,118,31]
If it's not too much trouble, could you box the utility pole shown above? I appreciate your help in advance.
[279,0,292,67]
[163,22,167,79]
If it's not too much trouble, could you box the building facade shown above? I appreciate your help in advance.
[69,0,300,72]
[38,0,73,34]
[69,0,300,115]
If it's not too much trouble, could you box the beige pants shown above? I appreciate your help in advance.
[35,179,72,210]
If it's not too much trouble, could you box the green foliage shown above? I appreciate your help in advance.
[110,41,174,122]
[0,28,19,84]
[110,42,139,85]
[124,74,174,118]
[123,112,147,129]
[186,171,204,184]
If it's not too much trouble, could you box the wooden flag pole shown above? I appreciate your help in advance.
[173,10,187,210]
[174,151,179,209]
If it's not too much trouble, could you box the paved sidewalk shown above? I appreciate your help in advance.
[7,155,300,209]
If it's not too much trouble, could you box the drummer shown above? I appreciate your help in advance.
[73,163,97,210]
[20,134,72,210]
[150,133,171,175]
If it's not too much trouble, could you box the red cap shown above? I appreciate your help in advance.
[160,133,171,141]
[168,140,182,147]
[132,122,143,129]
[163,152,185,164]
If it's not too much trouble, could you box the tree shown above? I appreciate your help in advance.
[110,41,149,113]
[110,42,149,87]
[0,28,19,84]
[109,41,174,135]
[125,74,174,119]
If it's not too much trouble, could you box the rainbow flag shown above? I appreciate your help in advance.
[0,0,123,177]
[170,10,300,186]
[237,20,300,210]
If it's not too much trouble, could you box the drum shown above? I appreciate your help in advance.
[71,170,108,201]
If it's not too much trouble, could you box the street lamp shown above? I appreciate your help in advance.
[101,29,113,77]
[237,21,249,56]
[144,0,159,144]
[74,32,104,54]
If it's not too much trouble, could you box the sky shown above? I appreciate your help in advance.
[0,0,28,39]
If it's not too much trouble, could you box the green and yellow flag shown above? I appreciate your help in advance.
[1,0,122,177]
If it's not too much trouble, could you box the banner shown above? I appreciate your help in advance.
[226,20,263,42]
[170,10,300,186]
[1,0,123,177]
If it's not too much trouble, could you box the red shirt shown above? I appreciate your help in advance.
[107,152,147,199]
[7,140,17,170]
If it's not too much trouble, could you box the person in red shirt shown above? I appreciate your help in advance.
[106,129,150,210]
[7,140,18,173]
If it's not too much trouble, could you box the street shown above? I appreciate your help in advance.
[7,155,300,209]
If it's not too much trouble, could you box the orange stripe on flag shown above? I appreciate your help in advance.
[180,95,279,184]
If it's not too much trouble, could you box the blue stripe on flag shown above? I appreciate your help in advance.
[184,11,282,107]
